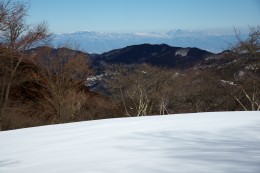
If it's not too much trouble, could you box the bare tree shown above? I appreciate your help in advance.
[104,64,175,116]
[232,26,260,58]
[234,86,259,111]
[229,26,260,111]
[0,0,50,130]
[31,46,91,123]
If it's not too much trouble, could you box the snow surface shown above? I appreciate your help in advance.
[0,112,260,173]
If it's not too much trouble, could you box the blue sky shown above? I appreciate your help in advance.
[25,0,260,34]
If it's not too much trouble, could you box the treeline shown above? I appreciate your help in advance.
[0,0,259,130]
[103,58,259,116]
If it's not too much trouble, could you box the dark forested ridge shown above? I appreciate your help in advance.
[90,43,215,69]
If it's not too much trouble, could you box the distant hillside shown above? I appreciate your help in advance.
[27,46,90,60]
[28,44,216,70]
[91,44,215,69]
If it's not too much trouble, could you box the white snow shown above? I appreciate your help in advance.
[0,111,260,173]
[220,79,238,86]
[134,32,167,38]
[175,48,190,57]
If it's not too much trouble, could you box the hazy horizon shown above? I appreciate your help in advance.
[53,28,250,35]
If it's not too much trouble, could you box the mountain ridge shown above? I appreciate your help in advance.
[91,43,216,69]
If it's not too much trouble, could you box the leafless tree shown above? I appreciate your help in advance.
[0,0,50,130]
[229,26,260,111]
[232,26,260,57]
[31,46,91,123]
[104,64,175,116]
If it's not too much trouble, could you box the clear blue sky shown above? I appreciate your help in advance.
[24,0,260,34]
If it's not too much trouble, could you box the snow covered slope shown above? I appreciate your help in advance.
[0,112,260,173]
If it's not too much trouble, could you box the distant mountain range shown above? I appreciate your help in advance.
[52,30,246,54]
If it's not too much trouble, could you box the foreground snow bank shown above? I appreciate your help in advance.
[0,112,260,173]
